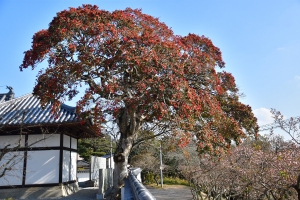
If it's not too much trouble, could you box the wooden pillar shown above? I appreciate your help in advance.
[22,134,28,187]
[59,133,63,183]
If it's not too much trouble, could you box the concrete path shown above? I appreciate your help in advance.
[22,185,193,200]
[145,185,193,200]
[24,187,99,200]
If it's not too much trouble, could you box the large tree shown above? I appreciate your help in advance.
[20,5,258,198]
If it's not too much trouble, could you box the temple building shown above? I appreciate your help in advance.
[0,87,101,199]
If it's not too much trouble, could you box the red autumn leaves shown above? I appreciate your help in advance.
[20,5,258,155]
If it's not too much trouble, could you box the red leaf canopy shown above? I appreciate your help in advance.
[20,5,258,155]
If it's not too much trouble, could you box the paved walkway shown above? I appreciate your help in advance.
[23,185,193,200]
[145,185,193,200]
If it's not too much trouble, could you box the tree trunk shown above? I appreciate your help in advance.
[110,108,141,200]
[154,174,159,186]
[110,137,133,199]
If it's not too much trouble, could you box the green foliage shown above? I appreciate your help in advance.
[279,170,288,178]
[91,151,107,157]
[78,135,115,162]
[143,172,155,184]
[143,172,189,186]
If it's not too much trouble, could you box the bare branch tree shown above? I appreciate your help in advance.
[271,109,300,145]
[180,136,300,200]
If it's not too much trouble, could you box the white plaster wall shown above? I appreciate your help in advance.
[0,151,24,186]
[28,134,60,148]
[0,135,25,148]
[25,150,59,184]
[70,152,77,180]
[71,137,77,149]
[99,158,106,169]
[91,156,106,170]
[90,156,106,180]
[77,172,89,182]
[63,135,70,148]
[62,150,70,182]
[107,157,115,169]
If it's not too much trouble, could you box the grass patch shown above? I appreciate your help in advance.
[163,177,189,186]
[142,172,189,186]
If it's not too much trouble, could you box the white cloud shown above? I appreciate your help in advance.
[253,108,274,126]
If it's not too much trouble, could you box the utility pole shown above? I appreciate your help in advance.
[159,142,163,188]
[110,136,113,187]
[110,136,112,168]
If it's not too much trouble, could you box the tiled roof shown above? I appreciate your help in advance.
[101,154,113,159]
[78,160,90,167]
[0,94,6,103]
[0,93,14,103]
[0,87,15,103]
[0,93,78,126]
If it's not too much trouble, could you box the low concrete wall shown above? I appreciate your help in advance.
[97,168,113,199]
[0,182,79,199]
[77,170,90,182]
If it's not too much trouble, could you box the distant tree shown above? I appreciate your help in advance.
[130,135,195,183]
[181,136,300,200]
[78,134,115,162]
[129,132,163,185]
[271,109,300,145]
[130,152,161,185]
[20,5,258,198]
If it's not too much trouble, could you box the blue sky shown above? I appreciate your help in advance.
[1,0,300,133]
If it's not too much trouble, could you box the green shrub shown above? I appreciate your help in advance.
[92,152,106,157]
[163,176,189,186]
[142,172,189,186]
[143,172,155,184]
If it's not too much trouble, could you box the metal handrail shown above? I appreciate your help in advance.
[128,168,156,200]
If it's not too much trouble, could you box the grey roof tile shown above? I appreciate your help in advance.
[0,94,7,103]
[0,93,78,126]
